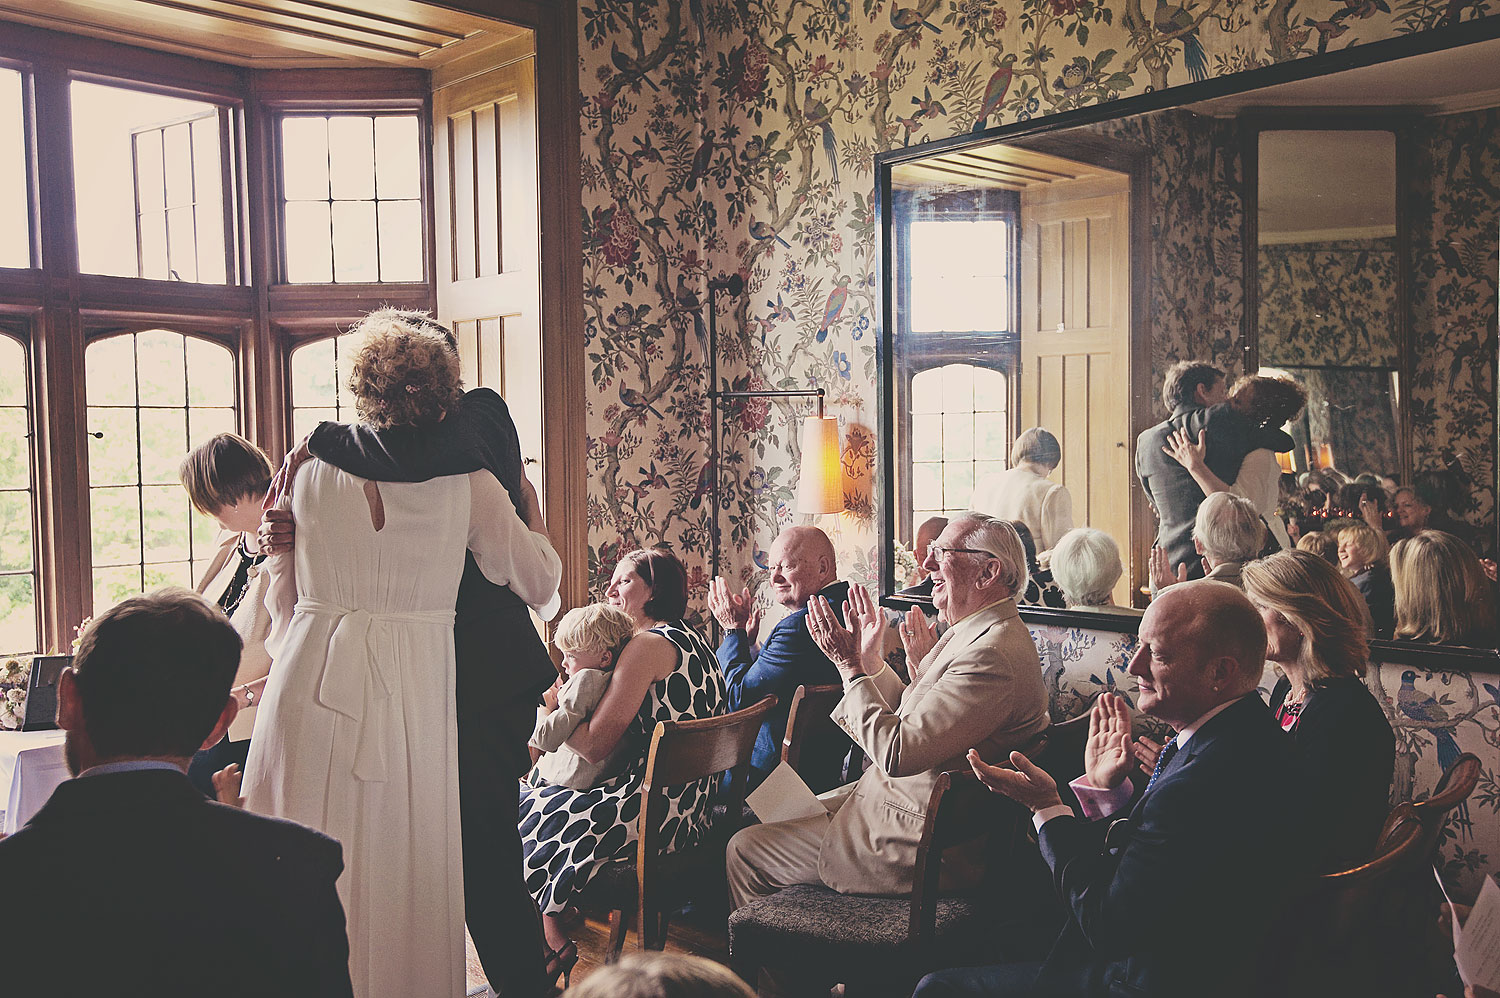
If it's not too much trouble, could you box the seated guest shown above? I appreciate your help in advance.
[710,526,852,792]
[528,604,640,789]
[1337,522,1395,635]
[1391,530,1499,647]
[1150,491,1264,591]
[1011,520,1065,607]
[1340,482,1391,540]
[907,515,949,588]
[178,432,275,798]
[1296,529,1340,566]
[726,516,1048,912]
[1049,527,1139,615]
[971,427,1074,559]
[921,582,1303,998]
[3,589,352,998]
[1242,551,1395,871]
[1394,474,1472,547]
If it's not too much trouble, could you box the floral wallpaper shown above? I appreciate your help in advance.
[575,0,1494,610]
[1030,621,1500,902]
[1259,238,1400,367]
[1408,107,1500,535]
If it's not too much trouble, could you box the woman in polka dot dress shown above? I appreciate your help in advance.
[519,547,726,981]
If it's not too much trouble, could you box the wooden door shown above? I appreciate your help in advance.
[433,58,543,481]
[1018,178,1132,602]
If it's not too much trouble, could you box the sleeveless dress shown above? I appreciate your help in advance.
[243,460,559,998]
[519,619,727,915]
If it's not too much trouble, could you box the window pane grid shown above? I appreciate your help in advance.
[910,363,1009,519]
[0,68,31,270]
[289,333,357,442]
[280,113,423,284]
[0,334,36,652]
[87,330,236,614]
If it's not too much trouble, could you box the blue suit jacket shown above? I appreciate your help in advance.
[1033,695,1305,998]
[718,580,852,792]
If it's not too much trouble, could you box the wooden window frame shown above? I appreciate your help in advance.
[0,321,40,652]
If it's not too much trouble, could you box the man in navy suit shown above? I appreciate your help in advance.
[915,581,1305,998]
[709,526,852,792]
[3,589,353,998]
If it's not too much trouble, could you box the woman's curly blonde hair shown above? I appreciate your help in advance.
[346,308,463,429]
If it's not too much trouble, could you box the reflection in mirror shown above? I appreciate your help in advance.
[881,35,1500,636]
[1255,129,1402,483]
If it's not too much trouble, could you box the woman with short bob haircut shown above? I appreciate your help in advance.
[1338,521,1394,635]
[1390,530,1498,647]
[1242,550,1394,871]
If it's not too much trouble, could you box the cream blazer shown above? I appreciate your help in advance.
[819,598,1049,896]
[195,531,273,742]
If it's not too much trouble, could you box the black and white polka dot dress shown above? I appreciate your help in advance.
[518,618,727,916]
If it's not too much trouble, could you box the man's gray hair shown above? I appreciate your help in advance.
[953,514,1029,598]
[1050,528,1123,607]
[1193,492,1265,564]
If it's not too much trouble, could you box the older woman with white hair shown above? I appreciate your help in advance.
[970,426,1075,558]
[1151,491,1265,591]
[1050,528,1140,615]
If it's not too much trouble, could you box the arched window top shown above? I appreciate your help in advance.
[910,362,1010,521]
[289,331,358,441]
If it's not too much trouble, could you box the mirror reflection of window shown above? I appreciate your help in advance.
[908,219,1011,331]
[0,68,29,270]
[911,363,1009,521]
[0,332,36,652]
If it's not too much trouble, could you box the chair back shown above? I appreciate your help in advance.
[781,683,844,774]
[1411,752,1481,857]
[908,732,1047,941]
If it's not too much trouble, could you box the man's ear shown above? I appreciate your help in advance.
[57,668,84,732]
[200,696,239,752]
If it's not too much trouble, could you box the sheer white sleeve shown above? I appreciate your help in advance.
[467,471,562,617]
[1232,449,1281,517]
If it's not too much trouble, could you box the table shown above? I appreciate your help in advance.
[0,730,68,834]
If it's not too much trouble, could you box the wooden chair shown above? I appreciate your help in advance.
[1410,752,1482,854]
[780,683,846,780]
[578,695,776,960]
[728,740,1046,997]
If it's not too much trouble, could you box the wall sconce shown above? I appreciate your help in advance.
[704,275,844,591]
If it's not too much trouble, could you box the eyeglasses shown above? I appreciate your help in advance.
[927,545,998,562]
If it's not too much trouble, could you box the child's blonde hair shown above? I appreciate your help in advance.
[554,604,637,660]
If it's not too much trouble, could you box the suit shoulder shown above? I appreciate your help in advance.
[203,803,344,869]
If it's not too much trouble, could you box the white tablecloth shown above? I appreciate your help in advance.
[0,731,68,834]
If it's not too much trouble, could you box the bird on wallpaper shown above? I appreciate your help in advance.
[1152,2,1207,82]
[625,133,664,173]
[675,273,709,359]
[911,86,947,120]
[803,88,840,184]
[767,293,794,323]
[690,461,714,509]
[685,129,717,192]
[889,5,942,34]
[972,62,1014,133]
[1437,238,1471,277]
[816,281,849,343]
[742,134,768,165]
[611,43,660,90]
[1483,681,1500,709]
[688,0,706,41]
[895,114,925,145]
[750,220,791,249]
[752,546,772,571]
[1398,670,1469,827]
[619,384,665,420]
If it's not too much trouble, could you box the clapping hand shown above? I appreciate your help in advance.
[1148,545,1190,593]
[967,749,1063,813]
[708,578,759,642]
[1084,694,1135,791]
[1161,428,1208,472]
[808,586,884,680]
[898,606,937,682]
[1132,735,1164,774]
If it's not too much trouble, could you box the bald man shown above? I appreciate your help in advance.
[917,582,1306,998]
[709,526,852,792]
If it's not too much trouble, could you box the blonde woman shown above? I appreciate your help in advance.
[1390,530,1498,647]
[1242,550,1394,872]
[242,312,562,998]
[1338,521,1393,636]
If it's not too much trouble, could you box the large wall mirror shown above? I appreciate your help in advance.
[879,33,1500,643]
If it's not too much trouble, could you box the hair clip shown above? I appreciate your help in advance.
[404,384,420,394]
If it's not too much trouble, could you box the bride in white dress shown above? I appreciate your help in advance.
[242,315,561,998]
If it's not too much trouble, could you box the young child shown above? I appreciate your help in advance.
[528,603,638,790]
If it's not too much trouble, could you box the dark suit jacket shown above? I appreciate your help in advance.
[1349,564,1395,637]
[718,580,852,792]
[1034,695,1303,998]
[1270,675,1394,872]
[1135,404,1294,579]
[308,387,556,777]
[4,769,352,998]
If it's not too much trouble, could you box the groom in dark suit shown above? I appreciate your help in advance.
[917,582,1306,998]
[3,589,352,998]
[262,310,558,997]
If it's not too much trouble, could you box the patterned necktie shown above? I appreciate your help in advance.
[1144,737,1180,794]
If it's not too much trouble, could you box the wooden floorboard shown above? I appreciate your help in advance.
[466,907,732,994]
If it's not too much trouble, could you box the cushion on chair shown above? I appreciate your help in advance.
[728,884,997,982]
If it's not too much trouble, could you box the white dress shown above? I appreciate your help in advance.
[1230,448,1291,550]
[243,459,560,998]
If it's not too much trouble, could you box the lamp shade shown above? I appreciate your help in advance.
[796,415,844,514]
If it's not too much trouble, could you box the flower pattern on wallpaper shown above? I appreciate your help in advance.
[575,0,1494,602]
[1408,108,1500,532]
[1258,239,1400,367]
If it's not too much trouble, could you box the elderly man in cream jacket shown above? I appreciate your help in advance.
[726,514,1050,908]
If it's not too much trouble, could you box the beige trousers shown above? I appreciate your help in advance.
[725,812,832,910]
